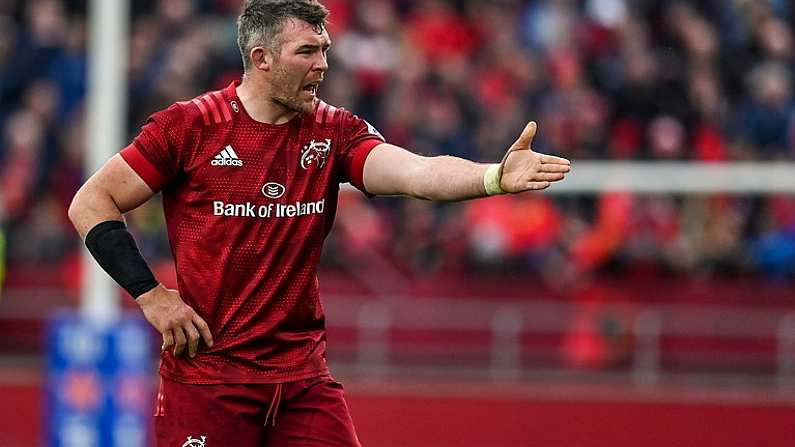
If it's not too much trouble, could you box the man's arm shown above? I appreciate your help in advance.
[68,154,213,358]
[69,154,155,236]
[362,122,570,200]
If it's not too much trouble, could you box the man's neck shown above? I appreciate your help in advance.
[236,77,300,125]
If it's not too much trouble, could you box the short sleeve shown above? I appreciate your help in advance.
[120,104,187,192]
[338,111,385,194]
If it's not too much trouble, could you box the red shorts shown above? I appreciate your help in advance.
[153,375,362,447]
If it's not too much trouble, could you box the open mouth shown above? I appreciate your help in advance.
[302,83,319,96]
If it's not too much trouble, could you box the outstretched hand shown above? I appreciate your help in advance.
[498,121,570,193]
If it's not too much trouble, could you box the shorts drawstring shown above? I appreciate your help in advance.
[264,383,283,427]
[153,376,165,417]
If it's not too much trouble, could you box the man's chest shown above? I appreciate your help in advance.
[177,128,340,222]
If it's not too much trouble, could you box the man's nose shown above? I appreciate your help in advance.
[314,52,328,72]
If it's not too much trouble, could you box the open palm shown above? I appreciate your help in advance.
[498,122,571,193]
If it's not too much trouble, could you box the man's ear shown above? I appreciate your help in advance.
[250,46,273,71]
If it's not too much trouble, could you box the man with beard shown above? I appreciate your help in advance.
[68,1,571,445]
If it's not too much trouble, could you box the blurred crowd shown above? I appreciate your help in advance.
[3,0,795,290]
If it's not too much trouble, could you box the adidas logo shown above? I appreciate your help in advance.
[211,145,243,167]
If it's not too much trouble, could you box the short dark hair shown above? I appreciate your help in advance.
[237,0,329,72]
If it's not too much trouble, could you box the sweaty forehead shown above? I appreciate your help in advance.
[280,18,331,47]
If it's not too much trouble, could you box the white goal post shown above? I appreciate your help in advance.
[546,161,795,194]
[82,0,129,322]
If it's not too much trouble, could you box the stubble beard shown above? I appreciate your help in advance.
[270,65,313,115]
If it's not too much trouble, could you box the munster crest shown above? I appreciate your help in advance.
[300,139,331,170]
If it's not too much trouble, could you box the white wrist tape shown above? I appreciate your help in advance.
[483,164,505,195]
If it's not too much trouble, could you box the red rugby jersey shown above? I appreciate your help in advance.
[121,81,384,384]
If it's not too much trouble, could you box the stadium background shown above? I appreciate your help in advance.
[2,0,795,445]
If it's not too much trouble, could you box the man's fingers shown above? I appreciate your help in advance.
[534,172,566,182]
[173,326,187,356]
[512,121,537,150]
[540,153,570,165]
[539,163,571,173]
[184,323,200,358]
[161,331,174,352]
[193,314,214,348]
[526,181,551,190]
